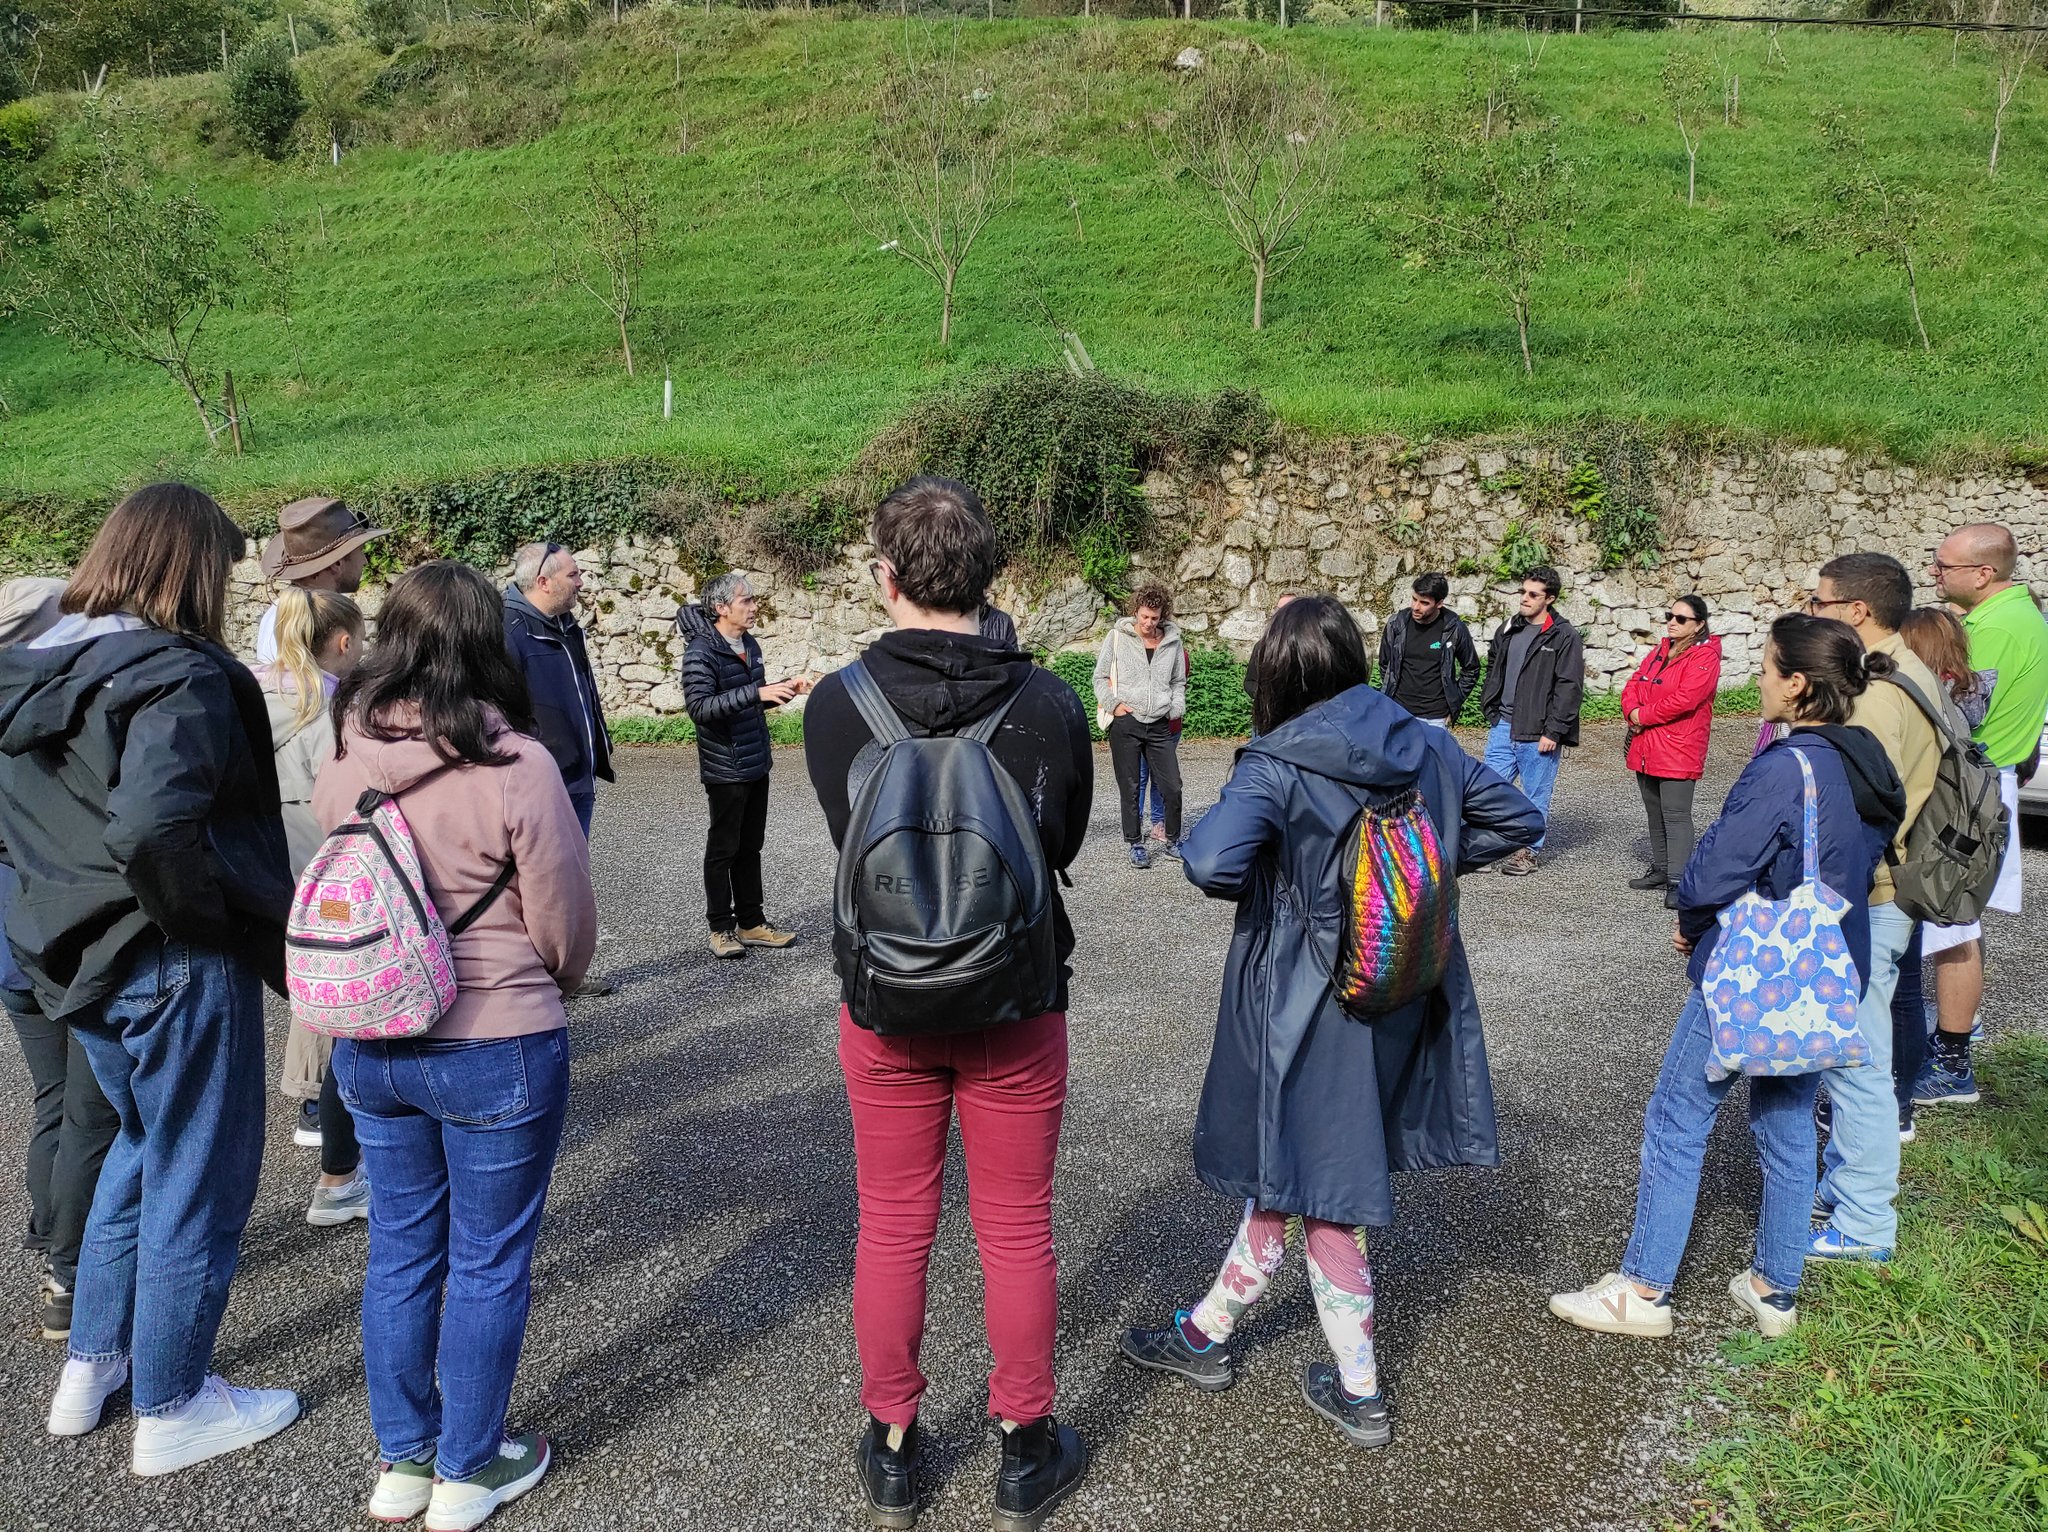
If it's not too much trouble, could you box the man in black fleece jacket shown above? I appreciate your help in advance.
[802,476,1093,1532]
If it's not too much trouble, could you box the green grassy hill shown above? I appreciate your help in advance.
[3,12,2045,510]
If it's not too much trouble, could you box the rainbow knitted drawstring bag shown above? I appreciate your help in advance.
[1333,788,1456,1018]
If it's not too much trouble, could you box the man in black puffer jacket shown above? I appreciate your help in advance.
[679,572,809,959]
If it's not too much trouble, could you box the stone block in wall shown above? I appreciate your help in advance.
[1318,549,1360,579]
[1218,608,1265,643]
[1177,543,1223,583]
[1222,552,1256,589]
[1266,548,1309,585]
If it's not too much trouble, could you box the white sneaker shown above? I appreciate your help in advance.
[425,1434,551,1531]
[1728,1268,1799,1339]
[1548,1271,1674,1337]
[368,1454,438,1523]
[131,1374,301,1477]
[47,1354,128,1436]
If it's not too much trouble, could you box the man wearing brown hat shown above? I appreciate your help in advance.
[253,497,387,664]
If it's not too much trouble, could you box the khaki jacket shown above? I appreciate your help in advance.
[1849,632,1942,906]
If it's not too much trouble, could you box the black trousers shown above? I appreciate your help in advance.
[704,777,770,932]
[318,1064,361,1178]
[5,995,119,1288]
[1891,925,1926,1113]
[1109,715,1183,845]
[1635,772,1698,880]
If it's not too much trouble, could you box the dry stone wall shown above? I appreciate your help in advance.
[221,442,2048,719]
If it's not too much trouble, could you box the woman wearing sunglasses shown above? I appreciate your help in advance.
[1621,595,1722,906]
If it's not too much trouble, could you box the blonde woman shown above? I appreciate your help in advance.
[253,586,369,1228]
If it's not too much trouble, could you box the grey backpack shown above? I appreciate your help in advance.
[1880,670,2009,927]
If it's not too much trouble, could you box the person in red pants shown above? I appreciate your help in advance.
[804,477,1093,1532]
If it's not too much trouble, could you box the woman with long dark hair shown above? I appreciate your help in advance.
[314,560,596,1530]
[1622,592,1722,905]
[0,484,300,1473]
[1551,615,1902,1342]
[1118,596,1541,1448]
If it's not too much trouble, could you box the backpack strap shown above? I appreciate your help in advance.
[447,856,516,936]
[840,659,911,747]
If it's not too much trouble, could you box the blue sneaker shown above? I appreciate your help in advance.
[1807,1222,1892,1263]
[1911,1057,1980,1106]
[1129,843,1150,870]
[1160,839,1186,863]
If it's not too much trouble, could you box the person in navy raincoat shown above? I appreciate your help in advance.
[1117,595,1541,1451]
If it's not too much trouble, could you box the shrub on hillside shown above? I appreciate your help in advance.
[228,40,307,161]
[873,368,1273,600]
[357,0,417,54]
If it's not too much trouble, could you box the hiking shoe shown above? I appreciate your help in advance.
[1807,1222,1892,1264]
[131,1374,300,1477]
[1663,888,1682,910]
[294,1098,322,1148]
[993,1416,1087,1532]
[47,1354,127,1437]
[568,974,614,998]
[1300,1361,1392,1449]
[307,1171,372,1228]
[1548,1272,1673,1337]
[856,1415,919,1530]
[1628,868,1667,890]
[1498,848,1539,877]
[425,1434,551,1531]
[1728,1269,1798,1340]
[737,924,797,949]
[708,930,747,960]
[1117,1310,1234,1392]
[1911,1057,1979,1106]
[1159,839,1187,863]
[1129,843,1150,870]
[37,1278,72,1342]
[368,1454,437,1524]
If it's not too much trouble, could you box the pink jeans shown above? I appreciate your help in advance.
[836,1006,1068,1428]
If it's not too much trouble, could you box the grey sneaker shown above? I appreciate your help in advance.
[1300,1361,1392,1449]
[307,1172,371,1228]
[1117,1310,1234,1391]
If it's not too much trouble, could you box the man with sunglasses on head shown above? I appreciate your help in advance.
[506,542,613,842]
[1913,524,2048,1109]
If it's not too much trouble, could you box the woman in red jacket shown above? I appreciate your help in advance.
[1622,594,1722,906]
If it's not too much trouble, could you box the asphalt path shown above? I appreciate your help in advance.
[2,723,2043,1532]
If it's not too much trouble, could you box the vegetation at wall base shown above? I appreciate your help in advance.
[0,16,2042,514]
[1690,1036,2048,1532]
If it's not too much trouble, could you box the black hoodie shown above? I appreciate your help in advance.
[803,629,1093,1011]
[0,624,291,1018]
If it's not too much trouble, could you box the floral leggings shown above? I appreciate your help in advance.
[1188,1199,1379,1398]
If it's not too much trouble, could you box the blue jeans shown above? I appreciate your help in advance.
[1483,720,1562,850]
[68,940,266,1414]
[1821,900,1913,1248]
[337,1030,570,1480]
[569,788,594,838]
[1622,989,1821,1295]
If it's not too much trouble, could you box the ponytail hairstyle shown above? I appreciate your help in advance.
[270,587,365,730]
[1767,612,1891,726]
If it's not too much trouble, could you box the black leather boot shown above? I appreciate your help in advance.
[993,1415,1088,1532]
[857,1415,920,1529]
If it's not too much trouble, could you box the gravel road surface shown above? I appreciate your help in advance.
[2,723,2042,1532]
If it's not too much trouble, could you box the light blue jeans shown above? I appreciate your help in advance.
[1483,720,1562,850]
[1820,900,1913,1249]
[1622,989,1821,1295]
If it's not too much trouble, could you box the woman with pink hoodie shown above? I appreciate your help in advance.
[314,561,596,1532]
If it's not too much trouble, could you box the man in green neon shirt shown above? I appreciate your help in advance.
[1915,522,2048,1108]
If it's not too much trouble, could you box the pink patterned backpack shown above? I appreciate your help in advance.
[285,777,515,1041]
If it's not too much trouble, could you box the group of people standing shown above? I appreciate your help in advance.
[0,472,2041,1532]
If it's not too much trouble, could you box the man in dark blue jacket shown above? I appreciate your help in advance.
[680,571,808,960]
[503,542,613,835]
